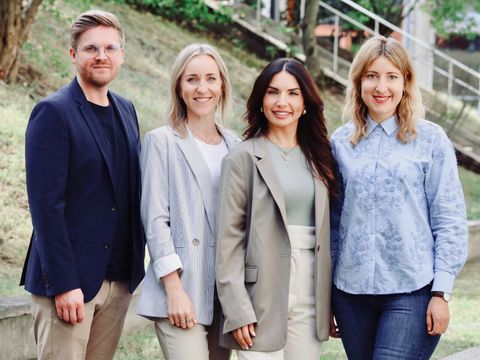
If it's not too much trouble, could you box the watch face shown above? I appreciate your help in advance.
[443,292,451,302]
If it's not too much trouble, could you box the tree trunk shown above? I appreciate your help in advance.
[301,0,324,84]
[0,0,43,83]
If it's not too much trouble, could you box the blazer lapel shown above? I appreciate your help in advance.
[109,92,140,212]
[218,125,240,151]
[70,78,117,201]
[175,128,215,232]
[109,93,132,146]
[108,92,138,165]
[254,136,289,229]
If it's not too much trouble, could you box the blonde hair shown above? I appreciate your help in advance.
[71,10,124,49]
[167,43,232,136]
[343,35,424,144]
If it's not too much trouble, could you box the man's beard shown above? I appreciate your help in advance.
[82,60,119,87]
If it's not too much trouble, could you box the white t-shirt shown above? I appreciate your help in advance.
[194,138,229,201]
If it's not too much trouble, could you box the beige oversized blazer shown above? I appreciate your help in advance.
[215,136,331,351]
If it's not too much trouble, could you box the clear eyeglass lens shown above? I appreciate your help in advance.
[81,45,122,58]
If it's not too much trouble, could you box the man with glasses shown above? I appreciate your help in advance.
[20,9,145,359]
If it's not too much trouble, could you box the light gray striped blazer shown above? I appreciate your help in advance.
[136,124,240,325]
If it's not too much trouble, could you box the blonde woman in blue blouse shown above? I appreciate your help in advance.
[330,35,468,359]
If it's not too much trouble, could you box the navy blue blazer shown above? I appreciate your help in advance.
[20,77,145,302]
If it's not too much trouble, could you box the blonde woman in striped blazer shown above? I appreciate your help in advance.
[136,43,240,360]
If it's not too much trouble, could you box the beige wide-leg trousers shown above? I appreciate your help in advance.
[155,298,230,360]
[31,280,131,360]
[237,225,322,360]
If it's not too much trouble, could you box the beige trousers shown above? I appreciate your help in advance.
[155,299,230,360]
[237,226,322,360]
[31,280,132,360]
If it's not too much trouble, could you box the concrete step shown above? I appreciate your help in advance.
[441,346,480,360]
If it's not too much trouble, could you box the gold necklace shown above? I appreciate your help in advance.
[189,126,219,144]
[267,137,297,162]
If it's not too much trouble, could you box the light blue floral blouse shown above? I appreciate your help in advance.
[330,116,468,295]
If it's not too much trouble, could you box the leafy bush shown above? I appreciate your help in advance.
[123,0,233,31]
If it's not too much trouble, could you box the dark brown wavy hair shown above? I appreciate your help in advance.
[243,58,337,197]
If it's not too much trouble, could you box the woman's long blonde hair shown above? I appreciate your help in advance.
[343,35,424,144]
[167,43,232,137]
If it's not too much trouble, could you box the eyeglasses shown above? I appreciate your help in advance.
[78,44,123,58]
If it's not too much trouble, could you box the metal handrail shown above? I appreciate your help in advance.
[338,0,480,80]
[319,0,480,115]
[218,0,480,112]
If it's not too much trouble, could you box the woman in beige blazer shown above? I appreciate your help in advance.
[216,58,338,360]
[136,44,240,360]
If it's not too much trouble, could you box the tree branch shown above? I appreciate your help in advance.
[20,0,43,43]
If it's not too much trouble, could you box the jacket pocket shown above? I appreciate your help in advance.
[244,267,258,283]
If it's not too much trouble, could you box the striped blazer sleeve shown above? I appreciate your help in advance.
[140,130,183,280]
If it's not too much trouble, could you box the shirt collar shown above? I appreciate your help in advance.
[366,115,398,137]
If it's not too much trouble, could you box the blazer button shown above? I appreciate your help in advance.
[104,244,110,249]
[111,207,117,212]
[192,238,200,246]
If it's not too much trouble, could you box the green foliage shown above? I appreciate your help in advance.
[288,45,300,58]
[325,0,480,40]
[423,0,480,39]
[322,0,403,35]
[231,37,247,51]
[122,0,233,31]
[345,0,402,27]
[265,44,279,59]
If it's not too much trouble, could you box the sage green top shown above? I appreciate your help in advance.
[266,140,315,226]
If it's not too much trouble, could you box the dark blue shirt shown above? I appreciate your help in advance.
[89,101,132,281]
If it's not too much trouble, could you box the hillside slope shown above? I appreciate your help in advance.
[1,1,479,359]
[0,0,478,296]
[0,0,353,297]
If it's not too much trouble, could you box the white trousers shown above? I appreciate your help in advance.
[237,225,322,360]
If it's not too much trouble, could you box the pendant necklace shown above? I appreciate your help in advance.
[188,125,219,144]
[267,137,297,162]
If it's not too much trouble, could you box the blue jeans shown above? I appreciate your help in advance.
[332,284,441,360]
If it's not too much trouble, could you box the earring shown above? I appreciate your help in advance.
[303,108,307,115]
[260,107,263,113]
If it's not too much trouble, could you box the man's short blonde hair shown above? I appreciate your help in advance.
[71,9,125,49]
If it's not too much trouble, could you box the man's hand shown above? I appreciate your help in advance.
[232,324,256,350]
[162,271,197,329]
[426,296,450,335]
[54,288,85,324]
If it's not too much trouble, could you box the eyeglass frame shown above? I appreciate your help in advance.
[74,44,124,59]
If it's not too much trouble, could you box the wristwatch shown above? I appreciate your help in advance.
[431,291,451,302]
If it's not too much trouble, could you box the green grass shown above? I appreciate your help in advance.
[0,0,479,357]
[115,326,162,360]
[114,259,480,359]
[0,0,344,299]
[0,0,266,298]
[459,167,480,220]
[0,81,32,294]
